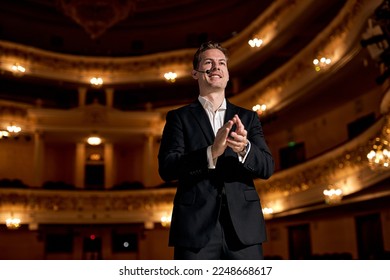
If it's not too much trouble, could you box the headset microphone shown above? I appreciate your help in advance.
[195,69,211,74]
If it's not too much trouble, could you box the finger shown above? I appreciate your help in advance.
[226,139,245,152]
[224,119,234,130]
[229,131,242,141]
[220,120,234,138]
[233,115,245,134]
[231,128,247,140]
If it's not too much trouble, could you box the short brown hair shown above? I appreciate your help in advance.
[193,41,229,70]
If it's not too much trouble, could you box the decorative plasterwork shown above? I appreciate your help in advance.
[0,0,382,116]
[232,0,384,113]
[0,0,314,86]
[0,102,165,136]
[0,188,174,224]
[59,0,138,39]
[0,40,194,85]
[256,87,390,214]
[256,116,389,211]
[1,109,390,224]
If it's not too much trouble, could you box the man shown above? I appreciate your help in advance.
[158,41,274,259]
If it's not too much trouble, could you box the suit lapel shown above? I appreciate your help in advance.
[225,100,240,123]
[188,99,241,146]
[189,101,214,145]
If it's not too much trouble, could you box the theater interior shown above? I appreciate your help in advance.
[0,0,389,259]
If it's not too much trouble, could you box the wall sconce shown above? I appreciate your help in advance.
[323,186,343,204]
[262,207,274,219]
[0,131,9,138]
[87,135,102,145]
[6,216,21,230]
[313,57,332,72]
[160,213,171,227]
[7,124,22,134]
[252,104,267,115]
[10,63,26,77]
[248,38,263,48]
[90,77,103,88]
[164,72,177,83]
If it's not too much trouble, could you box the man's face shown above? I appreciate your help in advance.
[194,48,229,91]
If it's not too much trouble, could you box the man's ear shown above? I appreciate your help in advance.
[191,70,198,80]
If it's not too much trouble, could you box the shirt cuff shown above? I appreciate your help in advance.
[207,145,217,169]
[238,141,251,163]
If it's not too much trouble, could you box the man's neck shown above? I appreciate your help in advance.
[200,91,225,112]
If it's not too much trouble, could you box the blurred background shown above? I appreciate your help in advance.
[0,0,389,260]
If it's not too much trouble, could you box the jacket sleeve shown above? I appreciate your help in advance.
[241,111,274,179]
[158,110,209,183]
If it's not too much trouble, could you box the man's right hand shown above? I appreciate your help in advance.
[211,120,234,159]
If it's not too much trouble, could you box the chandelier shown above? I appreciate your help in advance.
[367,137,390,168]
[59,0,138,39]
[367,116,390,169]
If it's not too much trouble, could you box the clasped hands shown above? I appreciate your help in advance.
[211,114,248,159]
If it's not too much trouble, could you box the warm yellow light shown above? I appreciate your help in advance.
[252,104,267,115]
[90,77,103,87]
[6,217,21,229]
[313,56,332,71]
[89,153,102,161]
[323,187,343,204]
[6,125,21,133]
[164,72,177,82]
[87,136,102,145]
[262,207,274,215]
[0,131,9,138]
[160,214,172,227]
[367,137,390,168]
[10,64,26,76]
[248,38,263,48]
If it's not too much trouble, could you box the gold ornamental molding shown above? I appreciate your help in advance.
[226,0,314,67]
[0,100,165,137]
[0,188,174,225]
[0,0,317,87]
[1,109,389,224]
[256,112,390,214]
[0,40,194,85]
[232,0,384,113]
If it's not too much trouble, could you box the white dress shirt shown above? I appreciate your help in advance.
[198,96,250,169]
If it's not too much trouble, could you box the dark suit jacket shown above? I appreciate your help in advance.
[158,99,274,249]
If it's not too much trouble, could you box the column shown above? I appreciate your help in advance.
[78,87,87,107]
[105,88,114,108]
[33,131,44,187]
[75,142,86,188]
[104,142,114,189]
[142,134,154,187]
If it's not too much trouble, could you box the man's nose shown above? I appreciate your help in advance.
[210,63,219,71]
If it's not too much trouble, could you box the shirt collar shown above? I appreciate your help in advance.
[198,96,226,112]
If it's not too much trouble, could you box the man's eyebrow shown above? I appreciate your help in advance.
[203,58,227,62]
